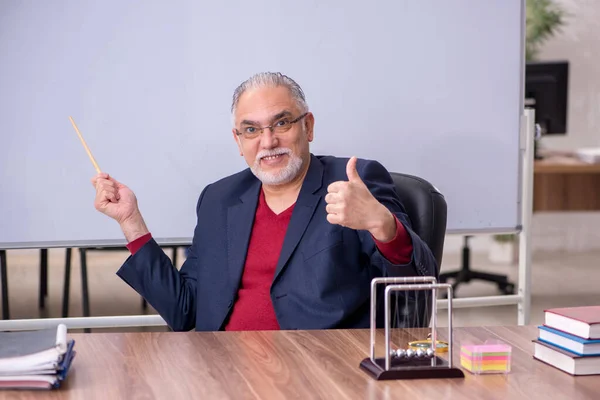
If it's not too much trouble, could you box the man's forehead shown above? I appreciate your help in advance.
[235,86,296,118]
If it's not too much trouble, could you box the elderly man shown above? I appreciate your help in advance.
[92,72,437,331]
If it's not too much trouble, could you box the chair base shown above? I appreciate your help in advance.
[439,236,516,295]
[439,270,515,295]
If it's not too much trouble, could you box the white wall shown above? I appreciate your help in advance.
[538,0,600,151]
[444,0,600,255]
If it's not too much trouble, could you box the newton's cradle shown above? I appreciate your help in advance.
[359,277,465,380]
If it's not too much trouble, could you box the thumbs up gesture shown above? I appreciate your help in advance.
[325,157,397,241]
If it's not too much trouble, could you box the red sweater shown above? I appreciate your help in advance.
[126,190,413,331]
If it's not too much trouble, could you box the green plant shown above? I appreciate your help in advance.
[526,0,567,61]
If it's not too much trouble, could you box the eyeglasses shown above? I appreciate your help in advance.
[235,112,308,140]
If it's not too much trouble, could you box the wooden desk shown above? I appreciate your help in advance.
[534,156,600,211]
[4,326,600,399]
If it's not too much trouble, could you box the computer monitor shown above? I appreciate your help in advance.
[525,61,569,134]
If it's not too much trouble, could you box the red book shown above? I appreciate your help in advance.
[544,306,600,339]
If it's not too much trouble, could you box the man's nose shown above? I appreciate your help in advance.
[259,128,278,148]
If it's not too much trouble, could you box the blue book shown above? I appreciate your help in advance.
[538,325,600,356]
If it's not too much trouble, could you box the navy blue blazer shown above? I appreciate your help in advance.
[117,154,438,331]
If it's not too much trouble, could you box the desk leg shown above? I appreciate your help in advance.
[39,249,48,309]
[62,248,72,318]
[0,250,8,320]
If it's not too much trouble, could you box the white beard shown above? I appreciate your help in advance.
[251,148,304,186]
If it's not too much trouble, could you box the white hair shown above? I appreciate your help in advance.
[231,72,309,126]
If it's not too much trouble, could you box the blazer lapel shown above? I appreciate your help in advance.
[273,154,324,283]
[227,181,261,290]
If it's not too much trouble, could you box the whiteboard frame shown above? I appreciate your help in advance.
[0,0,532,328]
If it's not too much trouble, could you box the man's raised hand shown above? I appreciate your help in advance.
[91,173,149,242]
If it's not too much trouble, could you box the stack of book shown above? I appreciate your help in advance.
[0,324,76,389]
[533,306,600,376]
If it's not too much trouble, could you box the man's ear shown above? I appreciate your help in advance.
[305,112,315,142]
[232,129,243,156]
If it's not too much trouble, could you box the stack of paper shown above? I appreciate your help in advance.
[0,324,76,389]
[460,343,511,374]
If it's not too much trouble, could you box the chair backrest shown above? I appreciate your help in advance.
[389,172,447,274]
[385,172,448,328]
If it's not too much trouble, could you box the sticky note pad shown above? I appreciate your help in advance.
[460,343,512,374]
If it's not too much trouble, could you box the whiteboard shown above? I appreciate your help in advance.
[0,0,524,249]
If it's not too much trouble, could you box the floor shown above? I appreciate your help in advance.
[1,245,599,332]
[439,249,599,326]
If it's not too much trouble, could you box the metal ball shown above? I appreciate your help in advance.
[405,349,415,358]
[396,349,406,358]
[426,348,435,358]
[415,349,425,358]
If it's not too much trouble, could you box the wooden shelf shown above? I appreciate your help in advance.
[533,156,600,211]
[534,156,600,174]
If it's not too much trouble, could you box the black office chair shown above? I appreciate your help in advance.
[383,172,447,328]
